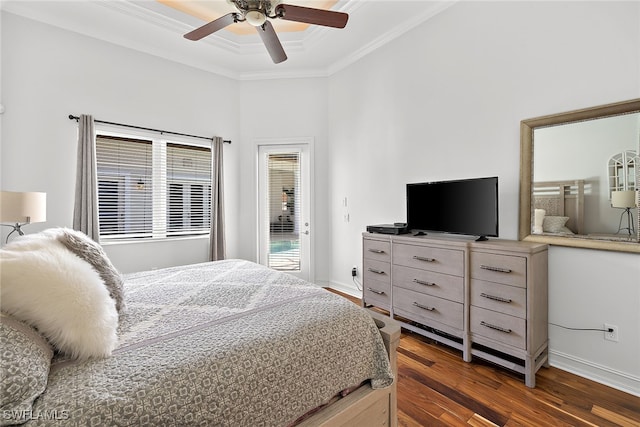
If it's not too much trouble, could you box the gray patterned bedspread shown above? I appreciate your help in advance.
[28,259,393,426]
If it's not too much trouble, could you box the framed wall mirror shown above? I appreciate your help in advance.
[519,98,640,253]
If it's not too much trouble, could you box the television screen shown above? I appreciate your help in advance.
[406,177,499,240]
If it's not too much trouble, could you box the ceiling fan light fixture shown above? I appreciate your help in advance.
[245,10,267,27]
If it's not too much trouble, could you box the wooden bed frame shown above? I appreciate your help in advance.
[299,310,401,427]
[532,179,585,234]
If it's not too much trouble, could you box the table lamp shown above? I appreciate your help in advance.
[0,191,47,242]
[611,190,637,235]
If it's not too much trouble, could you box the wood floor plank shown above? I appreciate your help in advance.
[591,405,640,427]
[468,413,499,427]
[397,345,435,368]
[397,363,474,425]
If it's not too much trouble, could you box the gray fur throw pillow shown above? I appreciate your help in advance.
[54,228,125,314]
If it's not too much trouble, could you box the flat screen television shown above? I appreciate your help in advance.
[406,176,499,241]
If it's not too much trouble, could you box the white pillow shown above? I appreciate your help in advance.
[0,234,118,361]
[533,209,546,234]
[542,216,570,233]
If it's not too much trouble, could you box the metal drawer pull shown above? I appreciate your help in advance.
[368,249,385,254]
[367,288,385,295]
[480,321,512,334]
[480,265,512,273]
[413,302,435,311]
[413,278,435,286]
[367,268,385,274]
[480,293,512,303]
[413,255,435,262]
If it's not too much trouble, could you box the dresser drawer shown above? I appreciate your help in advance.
[470,251,526,288]
[363,278,391,310]
[363,259,391,284]
[393,243,464,276]
[363,239,391,263]
[470,279,526,318]
[393,265,464,303]
[470,306,525,349]
[393,287,463,330]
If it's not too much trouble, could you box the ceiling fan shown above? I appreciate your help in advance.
[184,0,349,64]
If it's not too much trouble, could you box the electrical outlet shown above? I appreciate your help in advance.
[604,323,619,342]
[351,266,357,277]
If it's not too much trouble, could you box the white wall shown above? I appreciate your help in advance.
[237,78,330,284]
[327,1,640,395]
[0,12,241,271]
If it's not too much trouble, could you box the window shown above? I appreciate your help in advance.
[96,133,212,240]
[166,143,212,235]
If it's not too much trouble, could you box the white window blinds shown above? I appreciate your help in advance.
[96,135,153,238]
[96,134,212,240]
[266,152,301,271]
[167,143,212,235]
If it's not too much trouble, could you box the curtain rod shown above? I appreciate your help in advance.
[68,115,231,144]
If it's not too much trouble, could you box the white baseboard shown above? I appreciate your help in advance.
[312,278,329,288]
[549,350,640,397]
[326,280,361,299]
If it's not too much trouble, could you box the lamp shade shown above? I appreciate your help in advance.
[611,190,637,209]
[0,191,47,223]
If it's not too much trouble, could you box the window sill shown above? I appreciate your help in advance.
[100,234,209,246]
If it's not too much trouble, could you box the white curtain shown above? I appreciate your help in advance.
[73,114,100,241]
[209,136,226,261]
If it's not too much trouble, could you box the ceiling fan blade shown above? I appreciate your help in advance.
[184,13,238,41]
[275,4,348,29]
[256,21,287,64]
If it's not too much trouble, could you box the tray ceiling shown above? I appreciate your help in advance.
[2,0,456,80]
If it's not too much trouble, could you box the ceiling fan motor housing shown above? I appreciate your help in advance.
[229,0,281,16]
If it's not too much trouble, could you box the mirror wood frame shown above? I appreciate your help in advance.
[519,98,640,253]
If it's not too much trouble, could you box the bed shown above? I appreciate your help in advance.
[532,179,585,235]
[0,228,399,427]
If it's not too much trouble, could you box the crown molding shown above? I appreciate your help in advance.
[96,0,244,55]
[327,1,457,76]
[237,67,329,81]
[238,1,456,81]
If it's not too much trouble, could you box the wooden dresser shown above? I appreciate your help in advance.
[362,232,549,387]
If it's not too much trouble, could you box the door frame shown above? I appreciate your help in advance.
[255,137,315,282]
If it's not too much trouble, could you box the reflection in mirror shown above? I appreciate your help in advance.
[608,150,637,196]
[533,113,638,239]
[519,98,640,253]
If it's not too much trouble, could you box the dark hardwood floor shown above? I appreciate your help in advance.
[395,331,639,427]
[327,289,640,427]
